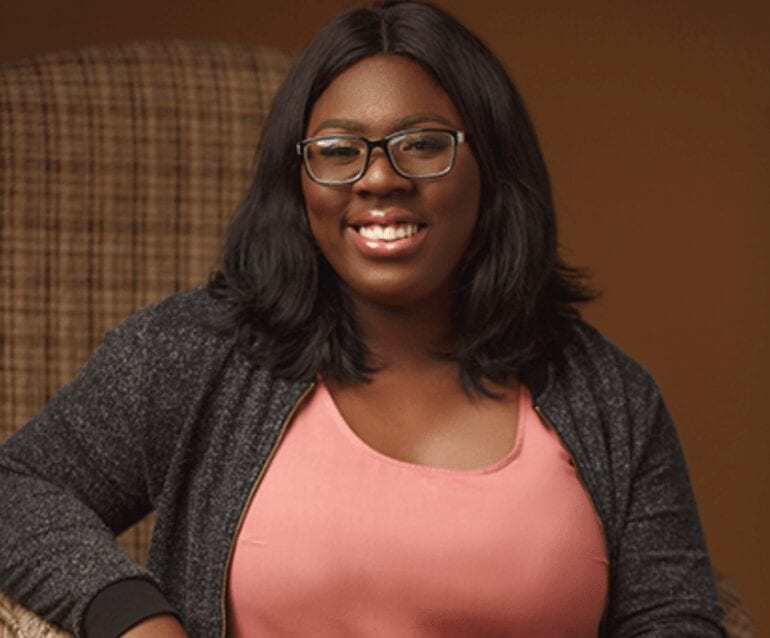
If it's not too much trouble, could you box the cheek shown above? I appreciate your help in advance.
[301,176,341,241]
[301,183,357,281]
[442,160,482,232]
[301,175,323,220]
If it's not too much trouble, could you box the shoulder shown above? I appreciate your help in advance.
[106,287,240,359]
[570,320,653,379]
[549,319,661,406]
[536,320,669,459]
[93,287,245,385]
[112,287,230,340]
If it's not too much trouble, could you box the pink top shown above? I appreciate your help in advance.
[228,383,608,637]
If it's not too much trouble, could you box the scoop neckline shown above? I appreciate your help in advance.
[315,381,527,477]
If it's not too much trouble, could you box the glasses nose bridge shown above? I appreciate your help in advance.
[362,137,399,177]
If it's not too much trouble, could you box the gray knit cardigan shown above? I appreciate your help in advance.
[0,288,725,637]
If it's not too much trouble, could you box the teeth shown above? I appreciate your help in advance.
[358,223,420,241]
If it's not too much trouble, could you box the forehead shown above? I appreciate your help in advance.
[306,55,464,136]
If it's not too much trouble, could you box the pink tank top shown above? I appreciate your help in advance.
[228,383,608,636]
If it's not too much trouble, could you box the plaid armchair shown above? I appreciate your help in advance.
[0,40,756,638]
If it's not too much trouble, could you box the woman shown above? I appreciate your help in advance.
[0,1,725,636]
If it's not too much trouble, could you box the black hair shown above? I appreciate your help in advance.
[210,0,594,394]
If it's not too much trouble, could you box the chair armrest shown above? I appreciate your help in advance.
[0,590,72,637]
[715,570,756,638]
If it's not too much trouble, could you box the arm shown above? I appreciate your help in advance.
[557,325,726,636]
[122,615,188,638]
[0,313,182,636]
[605,377,726,636]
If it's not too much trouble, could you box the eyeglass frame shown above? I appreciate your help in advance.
[296,128,468,185]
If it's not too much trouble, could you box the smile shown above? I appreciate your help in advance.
[355,223,422,242]
[347,220,428,257]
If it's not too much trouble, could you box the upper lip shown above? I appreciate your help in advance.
[346,208,427,228]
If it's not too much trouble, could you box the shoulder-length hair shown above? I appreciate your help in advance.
[210,0,594,395]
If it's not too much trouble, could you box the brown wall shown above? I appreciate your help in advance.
[2,0,768,632]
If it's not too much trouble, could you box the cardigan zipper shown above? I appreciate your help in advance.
[218,381,317,638]
[532,401,611,635]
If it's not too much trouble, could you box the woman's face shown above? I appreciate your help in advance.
[301,55,481,310]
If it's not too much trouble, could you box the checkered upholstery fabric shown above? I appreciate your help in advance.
[0,588,71,637]
[715,571,757,638]
[0,40,293,564]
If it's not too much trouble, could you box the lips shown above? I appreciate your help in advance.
[346,209,427,256]
[347,208,426,236]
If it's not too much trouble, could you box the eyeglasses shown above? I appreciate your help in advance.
[296,128,468,185]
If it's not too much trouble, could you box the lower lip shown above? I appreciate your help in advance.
[347,226,427,257]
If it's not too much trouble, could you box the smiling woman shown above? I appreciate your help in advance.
[0,1,727,637]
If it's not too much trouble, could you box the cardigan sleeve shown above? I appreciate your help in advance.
[541,324,727,636]
[0,305,185,636]
[588,337,727,636]
[606,384,726,636]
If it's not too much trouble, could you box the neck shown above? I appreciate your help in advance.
[353,295,457,373]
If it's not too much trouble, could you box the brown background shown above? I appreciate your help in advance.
[1,0,768,633]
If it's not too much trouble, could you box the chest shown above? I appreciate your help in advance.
[227,382,608,637]
[326,377,521,471]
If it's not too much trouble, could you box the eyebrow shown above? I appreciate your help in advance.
[310,113,456,136]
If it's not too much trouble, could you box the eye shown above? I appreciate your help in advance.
[311,138,363,163]
[397,131,451,155]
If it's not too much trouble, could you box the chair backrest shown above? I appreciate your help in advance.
[0,40,293,561]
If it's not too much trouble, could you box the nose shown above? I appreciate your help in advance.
[352,148,414,196]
